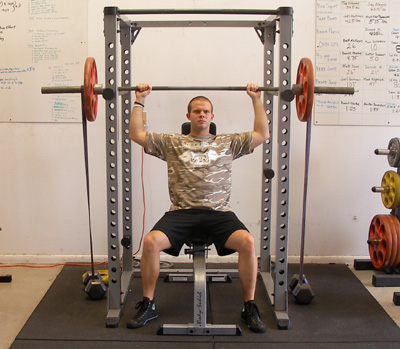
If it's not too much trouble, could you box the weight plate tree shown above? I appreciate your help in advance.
[371,139,400,273]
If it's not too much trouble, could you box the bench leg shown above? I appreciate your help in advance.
[158,245,242,336]
[193,248,207,327]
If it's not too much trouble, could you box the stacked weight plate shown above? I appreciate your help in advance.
[370,138,400,270]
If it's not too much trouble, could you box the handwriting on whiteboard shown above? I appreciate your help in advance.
[0,0,87,122]
[315,0,400,125]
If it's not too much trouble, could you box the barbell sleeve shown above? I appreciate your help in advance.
[41,86,83,94]
[367,238,382,245]
[374,148,391,155]
[313,86,354,94]
[291,85,354,95]
[372,186,385,193]
[41,84,103,94]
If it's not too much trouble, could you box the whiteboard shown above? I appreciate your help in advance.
[0,0,87,123]
[315,0,400,126]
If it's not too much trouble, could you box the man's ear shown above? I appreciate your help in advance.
[186,113,191,121]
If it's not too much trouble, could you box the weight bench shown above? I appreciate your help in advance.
[157,121,241,336]
[157,235,242,336]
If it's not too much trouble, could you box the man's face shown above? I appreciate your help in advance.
[186,100,214,135]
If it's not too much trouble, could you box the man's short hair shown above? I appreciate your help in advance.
[187,96,214,113]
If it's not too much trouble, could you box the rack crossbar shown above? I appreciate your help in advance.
[130,20,270,28]
[119,9,280,15]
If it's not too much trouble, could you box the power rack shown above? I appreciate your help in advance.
[103,6,294,329]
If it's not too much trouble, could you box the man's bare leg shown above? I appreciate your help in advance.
[127,230,172,329]
[140,230,172,300]
[224,229,257,301]
[224,230,266,333]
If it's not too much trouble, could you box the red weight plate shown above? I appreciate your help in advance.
[295,58,314,122]
[368,215,383,269]
[368,215,392,270]
[379,215,394,269]
[387,215,400,268]
[83,57,98,122]
[383,215,398,269]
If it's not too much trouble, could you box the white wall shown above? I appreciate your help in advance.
[0,0,397,263]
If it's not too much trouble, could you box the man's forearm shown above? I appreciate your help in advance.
[253,97,270,140]
[129,100,147,147]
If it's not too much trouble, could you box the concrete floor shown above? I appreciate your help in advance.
[0,265,399,349]
[0,266,63,349]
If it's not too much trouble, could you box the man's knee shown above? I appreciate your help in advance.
[240,232,255,253]
[225,230,255,254]
[143,230,171,254]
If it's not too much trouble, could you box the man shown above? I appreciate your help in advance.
[128,83,269,333]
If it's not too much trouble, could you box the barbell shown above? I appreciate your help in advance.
[41,57,354,122]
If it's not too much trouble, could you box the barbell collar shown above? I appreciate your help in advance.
[281,89,295,102]
[102,87,115,100]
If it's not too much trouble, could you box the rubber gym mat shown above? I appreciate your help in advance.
[11,264,400,348]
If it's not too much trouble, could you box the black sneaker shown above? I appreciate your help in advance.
[127,297,158,329]
[241,300,266,333]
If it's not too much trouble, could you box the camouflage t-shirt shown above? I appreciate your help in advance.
[144,132,253,211]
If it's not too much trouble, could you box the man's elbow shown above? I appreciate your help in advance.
[258,129,270,144]
[130,130,147,147]
[129,130,137,142]
[251,130,269,150]
[263,129,270,142]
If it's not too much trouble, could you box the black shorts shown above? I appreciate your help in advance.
[151,209,249,256]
